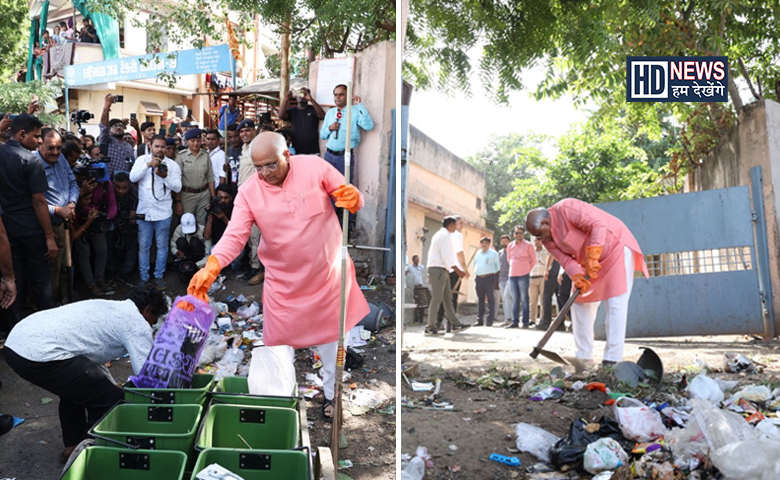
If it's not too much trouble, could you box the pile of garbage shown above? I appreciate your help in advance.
[195,295,264,380]
[402,351,780,480]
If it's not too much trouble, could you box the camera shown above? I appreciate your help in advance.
[130,113,136,120]
[156,161,168,175]
[89,213,114,234]
[116,211,144,231]
[111,95,124,103]
[73,161,109,183]
[208,195,223,214]
[70,110,94,124]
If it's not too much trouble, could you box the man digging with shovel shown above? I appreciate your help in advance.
[187,132,369,423]
[525,199,648,371]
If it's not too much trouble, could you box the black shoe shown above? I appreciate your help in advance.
[424,328,439,336]
[505,324,519,329]
[521,324,530,329]
[474,321,484,326]
[0,414,13,436]
[451,324,471,333]
[445,323,452,333]
[486,322,493,327]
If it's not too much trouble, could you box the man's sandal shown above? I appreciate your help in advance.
[322,398,335,423]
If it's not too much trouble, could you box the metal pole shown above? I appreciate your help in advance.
[750,165,775,338]
[65,87,70,132]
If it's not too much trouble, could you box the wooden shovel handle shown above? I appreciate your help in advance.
[530,285,582,359]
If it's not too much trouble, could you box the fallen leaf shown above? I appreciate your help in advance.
[41,398,53,405]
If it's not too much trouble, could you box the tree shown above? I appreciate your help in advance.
[0,81,65,125]
[0,0,28,83]
[405,1,780,173]
[466,133,549,234]
[87,0,395,96]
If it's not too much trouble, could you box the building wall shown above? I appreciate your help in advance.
[308,41,396,274]
[687,99,780,334]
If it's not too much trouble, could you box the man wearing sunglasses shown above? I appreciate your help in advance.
[525,199,648,367]
[187,132,368,421]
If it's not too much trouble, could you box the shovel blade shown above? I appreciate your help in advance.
[532,347,569,366]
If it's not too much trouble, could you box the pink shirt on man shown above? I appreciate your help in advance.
[212,155,369,348]
[506,239,535,277]
[542,198,649,303]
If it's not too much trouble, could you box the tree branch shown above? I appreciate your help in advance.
[738,57,761,101]
[683,0,696,22]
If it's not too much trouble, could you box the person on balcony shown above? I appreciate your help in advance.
[78,18,99,44]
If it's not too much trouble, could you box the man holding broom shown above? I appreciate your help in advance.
[187,131,368,421]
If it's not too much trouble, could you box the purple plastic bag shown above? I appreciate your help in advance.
[129,295,215,389]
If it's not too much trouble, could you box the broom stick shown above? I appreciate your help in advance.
[330,78,354,466]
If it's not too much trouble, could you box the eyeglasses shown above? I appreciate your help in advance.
[111,124,125,130]
[255,160,281,173]
[44,145,62,152]
[514,231,524,235]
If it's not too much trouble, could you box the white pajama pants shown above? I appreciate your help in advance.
[313,337,350,401]
[571,246,634,363]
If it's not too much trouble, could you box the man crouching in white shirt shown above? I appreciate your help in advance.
[3,283,168,463]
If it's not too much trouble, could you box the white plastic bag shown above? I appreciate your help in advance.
[401,456,425,480]
[247,345,296,396]
[195,463,246,480]
[686,373,724,403]
[731,384,772,402]
[583,437,628,474]
[612,397,667,442]
[214,347,244,381]
[514,422,560,463]
[712,439,780,480]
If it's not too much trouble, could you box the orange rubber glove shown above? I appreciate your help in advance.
[572,273,591,294]
[585,246,603,280]
[333,184,361,214]
[185,255,221,304]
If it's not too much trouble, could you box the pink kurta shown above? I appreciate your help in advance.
[543,198,649,303]
[211,155,370,349]
[506,239,535,277]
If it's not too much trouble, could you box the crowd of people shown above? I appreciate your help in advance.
[0,83,375,455]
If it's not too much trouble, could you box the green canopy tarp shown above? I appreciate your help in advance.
[25,19,38,82]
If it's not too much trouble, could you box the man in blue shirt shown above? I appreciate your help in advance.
[217,95,243,137]
[319,84,374,177]
[37,128,79,305]
[473,237,500,327]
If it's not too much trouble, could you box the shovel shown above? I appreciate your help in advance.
[529,284,583,365]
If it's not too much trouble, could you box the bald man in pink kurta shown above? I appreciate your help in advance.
[211,155,369,350]
[530,198,648,364]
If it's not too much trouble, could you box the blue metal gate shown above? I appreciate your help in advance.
[593,166,773,338]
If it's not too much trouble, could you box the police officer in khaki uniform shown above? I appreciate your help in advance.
[173,128,215,226]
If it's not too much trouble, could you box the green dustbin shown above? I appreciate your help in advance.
[211,376,299,409]
[195,404,299,451]
[190,448,309,480]
[124,374,215,405]
[89,403,202,464]
[59,446,187,480]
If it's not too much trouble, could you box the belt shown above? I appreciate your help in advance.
[326,148,351,156]
[181,185,207,194]
[531,275,544,278]
[476,274,495,278]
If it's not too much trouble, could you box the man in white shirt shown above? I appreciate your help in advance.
[408,255,429,323]
[129,135,182,289]
[206,129,227,186]
[437,215,466,332]
[425,216,470,335]
[3,284,168,462]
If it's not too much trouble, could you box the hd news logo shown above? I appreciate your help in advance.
[626,56,728,102]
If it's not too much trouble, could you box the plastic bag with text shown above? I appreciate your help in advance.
[129,295,215,389]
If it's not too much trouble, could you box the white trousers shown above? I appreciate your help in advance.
[571,246,634,363]
[313,337,350,400]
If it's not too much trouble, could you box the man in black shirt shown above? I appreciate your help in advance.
[225,123,242,195]
[79,18,99,44]
[278,87,324,155]
[0,114,57,326]
[106,172,138,285]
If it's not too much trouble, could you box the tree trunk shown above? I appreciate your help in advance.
[728,74,743,111]
[280,14,292,100]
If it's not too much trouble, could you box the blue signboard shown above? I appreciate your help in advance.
[65,44,232,87]
[626,56,728,103]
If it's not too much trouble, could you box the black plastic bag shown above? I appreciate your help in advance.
[549,417,633,470]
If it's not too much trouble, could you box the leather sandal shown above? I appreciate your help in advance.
[322,398,335,423]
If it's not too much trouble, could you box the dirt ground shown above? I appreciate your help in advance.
[0,269,396,480]
[401,309,780,479]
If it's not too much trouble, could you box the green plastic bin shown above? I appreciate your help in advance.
[59,446,187,480]
[190,448,309,480]
[195,404,299,451]
[90,403,202,463]
[124,374,215,405]
[211,376,299,409]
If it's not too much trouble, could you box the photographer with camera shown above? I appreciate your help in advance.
[36,128,79,305]
[130,135,182,290]
[106,172,138,285]
[72,161,117,298]
[204,184,233,244]
[98,94,135,177]
[170,213,210,279]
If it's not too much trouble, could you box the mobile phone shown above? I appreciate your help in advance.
[130,113,136,121]
[111,95,124,103]
[31,94,39,104]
